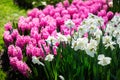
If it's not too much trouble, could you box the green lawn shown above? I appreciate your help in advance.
[0,0,26,51]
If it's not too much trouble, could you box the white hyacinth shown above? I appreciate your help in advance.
[32,56,45,66]
[45,54,54,62]
[98,54,111,66]
[65,19,75,28]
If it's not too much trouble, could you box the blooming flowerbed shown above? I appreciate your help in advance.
[3,0,120,80]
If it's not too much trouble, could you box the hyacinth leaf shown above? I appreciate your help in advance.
[30,65,38,79]
[116,69,120,80]
[107,69,110,80]
[12,20,18,29]
[55,49,61,70]
[23,56,28,62]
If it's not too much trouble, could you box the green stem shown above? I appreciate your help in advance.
[44,67,49,80]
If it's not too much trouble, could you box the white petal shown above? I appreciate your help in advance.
[98,54,105,60]
[59,75,65,80]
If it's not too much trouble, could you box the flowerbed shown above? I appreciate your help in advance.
[3,0,120,80]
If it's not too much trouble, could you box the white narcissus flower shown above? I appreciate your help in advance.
[46,36,57,45]
[103,35,112,44]
[89,25,98,34]
[113,29,120,38]
[78,25,88,35]
[57,33,68,43]
[87,13,104,26]
[41,1,47,6]
[117,37,120,48]
[74,38,88,51]
[94,29,102,43]
[66,35,71,44]
[85,39,98,57]
[65,19,75,28]
[45,54,54,62]
[59,75,65,80]
[98,54,111,66]
[103,35,116,50]
[94,29,102,36]
[32,56,44,66]
[71,40,77,50]
[106,23,115,35]
[104,41,116,50]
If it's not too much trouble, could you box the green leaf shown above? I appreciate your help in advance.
[116,69,120,80]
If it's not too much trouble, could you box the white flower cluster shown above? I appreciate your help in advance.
[72,14,103,57]
[80,13,104,34]
[46,32,70,46]
[45,14,120,66]
[105,15,120,48]
[65,19,75,28]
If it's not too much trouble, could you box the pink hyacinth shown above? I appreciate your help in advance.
[28,38,37,46]
[32,18,40,27]
[26,44,33,57]
[10,57,31,77]
[4,22,12,31]
[11,29,19,39]
[3,31,13,47]
[15,35,26,49]
[9,57,19,70]
[107,11,114,20]
[30,27,40,41]
[8,45,23,60]
[32,47,41,57]
[41,28,50,39]
[16,60,31,77]
[63,0,70,8]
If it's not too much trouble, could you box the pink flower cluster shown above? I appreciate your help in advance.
[7,45,31,77]
[3,0,114,77]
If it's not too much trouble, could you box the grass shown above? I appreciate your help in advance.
[0,0,27,51]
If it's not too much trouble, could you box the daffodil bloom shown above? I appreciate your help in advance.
[103,35,116,50]
[46,36,57,45]
[59,75,65,80]
[98,54,111,66]
[32,56,44,66]
[65,19,75,28]
[74,38,88,51]
[85,39,98,57]
[45,54,54,62]
[57,33,68,43]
